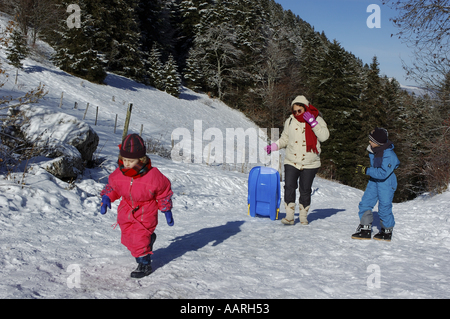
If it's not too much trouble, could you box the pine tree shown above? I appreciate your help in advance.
[184,47,204,92]
[192,0,245,100]
[177,0,214,50]
[299,29,327,100]
[6,24,29,69]
[94,0,144,81]
[137,0,165,53]
[52,1,106,84]
[360,56,386,132]
[381,77,417,201]
[315,40,363,186]
[147,45,165,90]
[163,54,181,98]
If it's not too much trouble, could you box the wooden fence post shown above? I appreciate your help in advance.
[95,106,98,125]
[122,103,133,141]
[114,114,118,133]
[59,92,64,108]
[83,103,89,120]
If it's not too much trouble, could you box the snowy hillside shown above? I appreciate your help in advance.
[400,83,430,96]
[1,15,450,300]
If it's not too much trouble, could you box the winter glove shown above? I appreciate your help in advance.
[356,164,367,175]
[303,112,318,128]
[264,143,278,155]
[100,195,111,215]
[163,210,174,226]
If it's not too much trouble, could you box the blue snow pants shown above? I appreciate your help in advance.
[358,175,397,230]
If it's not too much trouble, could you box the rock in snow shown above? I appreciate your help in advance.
[3,105,99,180]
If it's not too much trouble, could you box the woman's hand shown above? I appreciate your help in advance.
[303,112,318,128]
[264,143,278,155]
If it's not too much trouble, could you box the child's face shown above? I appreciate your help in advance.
[122,157,140,169]
[369,141,380,148]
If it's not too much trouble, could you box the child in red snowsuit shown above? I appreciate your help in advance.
[100,134,173,278]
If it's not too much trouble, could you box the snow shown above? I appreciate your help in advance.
[399,82,430,96]
[1,13,450,299]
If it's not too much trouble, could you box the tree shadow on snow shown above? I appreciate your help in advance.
[178,88,202,102]
[104,73,148,92]
[24,65,72,77]
[152,220,245,270]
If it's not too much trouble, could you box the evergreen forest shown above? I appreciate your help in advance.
[3,0,450,202]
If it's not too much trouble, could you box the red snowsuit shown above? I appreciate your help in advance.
[101,166,173,258]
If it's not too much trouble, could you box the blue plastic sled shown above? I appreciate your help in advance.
[247,166,281,220]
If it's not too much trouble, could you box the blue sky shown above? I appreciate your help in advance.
[275,0,418,86]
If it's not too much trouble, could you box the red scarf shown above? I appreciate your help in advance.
[294,104,320,154]
[118,157,152,178]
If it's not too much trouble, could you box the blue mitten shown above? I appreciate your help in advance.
[164,210,174,226]
[100,195,111,215]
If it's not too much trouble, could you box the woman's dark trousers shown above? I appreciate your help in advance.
[284,165,318,207]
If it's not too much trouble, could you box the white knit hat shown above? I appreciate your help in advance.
[291,95,309,107]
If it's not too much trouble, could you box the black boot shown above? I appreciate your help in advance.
[373,228,393,242]
[351,224,372,240]
[150,233,156,252]
[130,234,157,278]
[130,262,152,278]
[131,254,152,278]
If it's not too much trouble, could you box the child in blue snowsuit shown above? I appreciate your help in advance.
[352,128,400,241]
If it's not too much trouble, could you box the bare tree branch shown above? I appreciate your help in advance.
[383,0,450,89]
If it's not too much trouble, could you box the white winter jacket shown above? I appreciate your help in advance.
[276,114,330,170]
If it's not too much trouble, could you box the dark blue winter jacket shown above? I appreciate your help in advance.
[366,144,400,183]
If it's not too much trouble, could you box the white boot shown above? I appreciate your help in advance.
[282,203,295,225]
[299,204,310,225]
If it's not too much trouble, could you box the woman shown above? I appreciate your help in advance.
[266,96,329,225]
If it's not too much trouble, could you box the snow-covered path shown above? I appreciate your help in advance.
[1,155,450,299]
